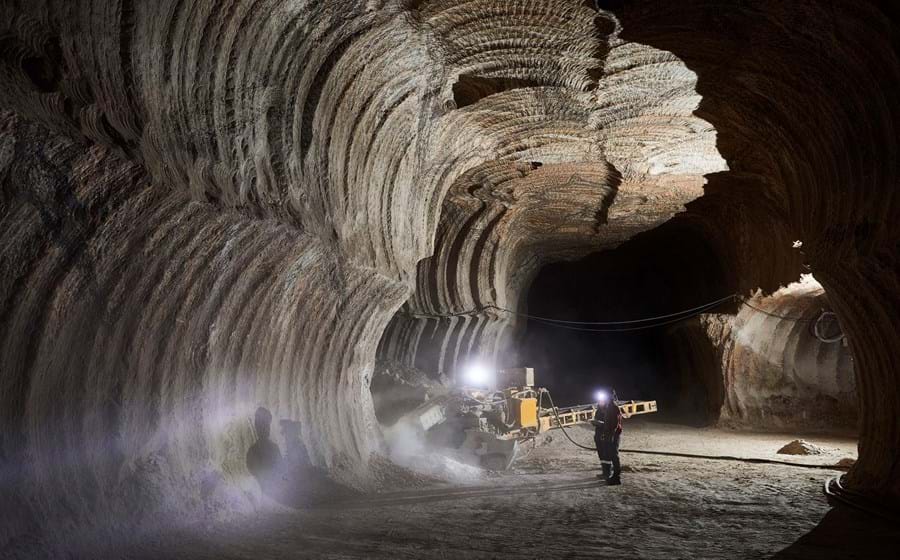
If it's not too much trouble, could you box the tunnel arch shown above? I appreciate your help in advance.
[604,0,900,498]
[0,0,898,552]
[514,218,736,422]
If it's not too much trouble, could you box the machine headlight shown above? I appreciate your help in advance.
[463,363,491,387]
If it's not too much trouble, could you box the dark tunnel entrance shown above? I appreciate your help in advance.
[517,224,733,427]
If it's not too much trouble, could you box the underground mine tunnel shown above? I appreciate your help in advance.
[1,0,899,559]
[518,222,735,423]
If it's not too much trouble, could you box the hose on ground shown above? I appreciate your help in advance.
[823,476,900,523]
[617,449,851,471]
[539,394,897,523]
[541,389,852,471]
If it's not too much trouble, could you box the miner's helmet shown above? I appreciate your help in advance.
[594,388,619,405]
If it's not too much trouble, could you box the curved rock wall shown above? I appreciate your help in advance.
[0,113,406,548]
[0,0,455,546]
[378,10,726,376]
[0,0,899,548]
[700,278,857,432]
[1,0,727,546]
[614,0,900,497]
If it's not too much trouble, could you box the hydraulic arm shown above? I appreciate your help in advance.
[392,367,657,469]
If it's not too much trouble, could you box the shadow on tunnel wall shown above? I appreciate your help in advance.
[606,0,900,500]
[772,506,900,559]
[246,407,354,508]
[662,320,724,426]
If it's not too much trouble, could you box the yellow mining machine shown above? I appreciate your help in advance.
[396,367,657,470]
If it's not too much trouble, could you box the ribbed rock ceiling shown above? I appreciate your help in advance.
[0,0,898,549]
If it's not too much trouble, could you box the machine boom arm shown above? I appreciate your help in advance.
[538,400,658,433]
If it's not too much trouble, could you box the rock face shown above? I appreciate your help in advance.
[370,359,447,426]
[613,2,900,502]
[704,277,857,432]
[0,0,899,550]
[377,14,725,377]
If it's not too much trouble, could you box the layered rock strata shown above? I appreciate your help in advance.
[0,1,898,550]
[702,278,857,432]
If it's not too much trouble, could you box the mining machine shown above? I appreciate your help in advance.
[395,367,657,469]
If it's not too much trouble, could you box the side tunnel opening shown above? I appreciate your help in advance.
[516,223,733,426]
[516,222,859,435]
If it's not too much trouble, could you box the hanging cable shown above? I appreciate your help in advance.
[525,299,731,332]
[739,299,845,342]
[398,293,839,334]
[399,293,737,326]
[398,308,487,319]
[486,294,738,326]
[737,298,814,322]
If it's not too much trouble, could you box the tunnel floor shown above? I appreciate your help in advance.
[98,421,900,560]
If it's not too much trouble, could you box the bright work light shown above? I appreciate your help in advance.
[463,363,490,387]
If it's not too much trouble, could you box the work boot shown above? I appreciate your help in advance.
[606,475,621,486]
[598,464,611,480]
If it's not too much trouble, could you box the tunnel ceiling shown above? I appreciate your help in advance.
[1,0,900,546]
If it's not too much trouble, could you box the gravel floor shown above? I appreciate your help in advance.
[111,421,900,559]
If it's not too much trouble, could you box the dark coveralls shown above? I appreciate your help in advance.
[593,403,622,482]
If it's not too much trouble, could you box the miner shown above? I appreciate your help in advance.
[592,390,623,485]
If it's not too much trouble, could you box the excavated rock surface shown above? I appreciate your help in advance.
[0,1,725,547]
[0,111,405,544]
[703,277,858,432]
[0,0,899,552]
[377,14,725,376]
[613,2,900,500]
[370,359,447,426]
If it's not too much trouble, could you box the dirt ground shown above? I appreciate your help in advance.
[114,420,900,560]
